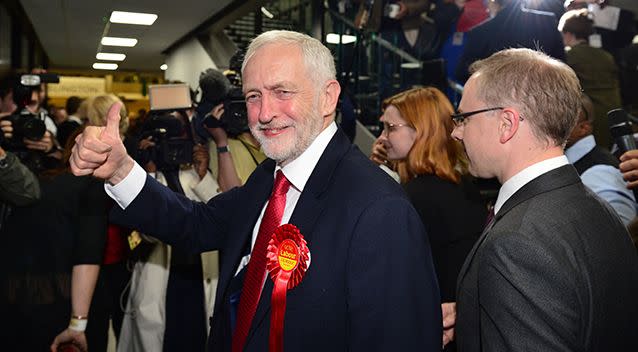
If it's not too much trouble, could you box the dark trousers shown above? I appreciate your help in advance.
[2,299,69,351]
[86,261,131,352]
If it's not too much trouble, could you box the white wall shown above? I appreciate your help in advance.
[164,37,217,94]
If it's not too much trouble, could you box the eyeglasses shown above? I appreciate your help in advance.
[381,121,413,135]
[451,107,504,127]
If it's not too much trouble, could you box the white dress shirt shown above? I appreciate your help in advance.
[494,156,570,214]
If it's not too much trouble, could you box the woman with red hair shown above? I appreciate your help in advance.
[372,87,487,327]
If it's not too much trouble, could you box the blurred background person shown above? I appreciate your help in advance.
[81,94,132,352]
[57,96,84,149]
[0,111,108,352]
[558,8,622,149]
[565,93,635,224]
[193,67,266,190]
[0,74,18,117]
[119,108,218,352]
[455,0,565,83]
[371,87,487,352]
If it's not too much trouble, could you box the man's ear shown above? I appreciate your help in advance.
[499,108,521,144]
[321,80,341,117]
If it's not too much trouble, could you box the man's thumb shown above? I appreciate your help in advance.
[100,102,123,139]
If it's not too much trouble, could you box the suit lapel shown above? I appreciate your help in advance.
[245,129,353,345]
[456,165,581,292]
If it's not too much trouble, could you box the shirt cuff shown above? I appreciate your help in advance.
[104,161,147,209]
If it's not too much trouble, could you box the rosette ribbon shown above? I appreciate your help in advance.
[266,224,310,352]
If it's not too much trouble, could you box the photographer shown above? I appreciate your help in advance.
[0,72,62,170]
[119,106,219,351]
[193,67,266,191]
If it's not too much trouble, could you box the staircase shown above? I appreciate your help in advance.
[224,9,298,50]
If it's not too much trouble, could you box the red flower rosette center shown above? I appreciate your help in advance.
[265,224,309,352]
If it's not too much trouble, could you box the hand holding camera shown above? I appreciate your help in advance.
[204,103,229,146]
[23,130,54,153]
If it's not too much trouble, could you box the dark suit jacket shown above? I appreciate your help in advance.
[456,165,638,351]
[455,1,565,83]
[403,174,486,303]
[112,129,442,351]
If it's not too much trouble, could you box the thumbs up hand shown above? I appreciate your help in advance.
[70,102,134,184]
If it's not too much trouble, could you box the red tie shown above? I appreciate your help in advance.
[232,170,291,352]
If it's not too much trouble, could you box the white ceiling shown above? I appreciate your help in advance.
[20,0,232,72]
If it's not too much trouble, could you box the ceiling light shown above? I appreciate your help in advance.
[160,64,168,71]
[93,63,118,70]
[101,37,138,47]
[96,53,126,61]
[110,11,158,25]
[260,7,274,19]
[326,33,357,45]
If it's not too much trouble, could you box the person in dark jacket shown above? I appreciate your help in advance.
[372,86,487,351]
[455,0,565,83]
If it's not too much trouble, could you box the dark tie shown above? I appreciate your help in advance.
[232,170,291,352]
[484,206,496,233]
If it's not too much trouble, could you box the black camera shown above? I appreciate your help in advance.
[1,73,59,151]
[193,66,249,139]
[202,86,248,137]
[0,110,47,150]
[139,84,195,170]
[137,118,194,169]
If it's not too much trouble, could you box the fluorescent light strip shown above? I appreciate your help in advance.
[260,7,274,19]
[93,63,118,70]
[110,11,157,25]
[96,53,126,61]
[326,33,357,44]
[101,37,138,47]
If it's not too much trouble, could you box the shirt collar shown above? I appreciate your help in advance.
[276,122,338,192]
[494,155,570,214]
[68,115,83,124]
[565,135,596,164]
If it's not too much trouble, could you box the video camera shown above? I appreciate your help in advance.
[138,84,194,169]
[1,73,59,151]
[193,67,249,139]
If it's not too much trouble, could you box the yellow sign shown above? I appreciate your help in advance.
[47,76,106,98]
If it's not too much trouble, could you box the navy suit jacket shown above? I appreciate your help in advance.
[455,1,565,83]
[112,129,442,351]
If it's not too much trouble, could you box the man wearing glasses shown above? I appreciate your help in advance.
[443,48,638,351]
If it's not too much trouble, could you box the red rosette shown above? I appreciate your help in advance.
[265,224,310,352]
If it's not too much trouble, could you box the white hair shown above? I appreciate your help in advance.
[241,30,336,85]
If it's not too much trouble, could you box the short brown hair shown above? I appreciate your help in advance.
[558,9,594,40]
[382,87,466,184]
[469,48,582,146]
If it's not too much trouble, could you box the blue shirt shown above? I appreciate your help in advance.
[565,135,636,225]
